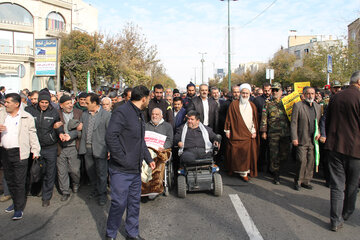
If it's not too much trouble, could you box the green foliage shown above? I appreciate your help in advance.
[269,50,296,87]
[60,23,175,92]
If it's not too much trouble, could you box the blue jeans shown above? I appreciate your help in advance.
[106,168,141,238]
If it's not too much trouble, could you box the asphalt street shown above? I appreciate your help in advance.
[0,167,359,240]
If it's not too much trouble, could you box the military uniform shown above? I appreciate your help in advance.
[260,96,290,182]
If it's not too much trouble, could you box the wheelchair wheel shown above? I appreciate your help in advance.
[166,159,174,190]
[213,173,223,197]
[177,175,187,198]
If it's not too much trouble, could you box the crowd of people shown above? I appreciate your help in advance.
[0,70,359,239]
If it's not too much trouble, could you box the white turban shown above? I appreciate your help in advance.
[239,83,252,93]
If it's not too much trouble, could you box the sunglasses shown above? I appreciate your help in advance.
[272,89,280,92]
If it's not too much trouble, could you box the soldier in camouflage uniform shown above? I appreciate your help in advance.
[260,82,290,184]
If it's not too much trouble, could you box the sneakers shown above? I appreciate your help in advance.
[12,211,23,220]
[5,204,14,213]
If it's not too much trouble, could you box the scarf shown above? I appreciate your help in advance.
[178,122,212,156]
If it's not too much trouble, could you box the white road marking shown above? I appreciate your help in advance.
[229,194,264,240]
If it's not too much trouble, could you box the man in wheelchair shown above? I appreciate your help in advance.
[175,110,221,164]
[174,110,223,198]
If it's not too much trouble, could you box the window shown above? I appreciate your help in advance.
[0,30,33,55]
[0,3,33,26]
[304,48,309,54]
[351,31,356,41]
[46,12,65,31]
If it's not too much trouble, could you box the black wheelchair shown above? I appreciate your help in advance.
[176,146,223,198]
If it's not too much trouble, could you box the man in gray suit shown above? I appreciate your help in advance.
[78,93,111,206]
[291,87,321,191]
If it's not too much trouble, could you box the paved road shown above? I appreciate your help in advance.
[1,169,359,240]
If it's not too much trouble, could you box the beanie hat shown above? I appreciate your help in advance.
[38,92,51,102]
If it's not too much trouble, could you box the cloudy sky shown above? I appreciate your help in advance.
[89,0,359,88]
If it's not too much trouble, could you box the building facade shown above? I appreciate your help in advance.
[0,0,98,93]
[348,18,360,52]
[234,62,266,76]
[286,35,341,68]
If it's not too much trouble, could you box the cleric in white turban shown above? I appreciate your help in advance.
[224,83,259,182]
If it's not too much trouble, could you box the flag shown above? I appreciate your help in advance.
[86,70,92,93]
[314,119,320,172]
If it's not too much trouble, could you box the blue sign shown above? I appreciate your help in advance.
[327,55,332,73]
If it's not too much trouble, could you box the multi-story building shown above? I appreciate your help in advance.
[286,34,341,68]
[348,18,360,52]
[234,62,266,76]
[0,0,98,93]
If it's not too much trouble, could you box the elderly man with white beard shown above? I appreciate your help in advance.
[145,108,173,151]
[224,83,259,182]
[291,87,321,191]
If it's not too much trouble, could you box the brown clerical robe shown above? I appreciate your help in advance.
[224,100,259,177]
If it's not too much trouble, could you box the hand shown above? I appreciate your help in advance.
[149,161,156,170]
[178,142,184,148]
[33,155,39,160]
[292,140,299,146]
[214,141,220,148]
[53,121,63,129]
[108,152,110,160]
[225,132,230,139]
[59,133,65,142]
[62,134,71,142]
[0,124,6,132]
[261,132,267,140]
[319,136,326,143]
[76,123,83,131]
[315,134,321,141]
[251,133,256,139]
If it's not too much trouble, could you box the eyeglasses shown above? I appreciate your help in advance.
[272,89,280,92]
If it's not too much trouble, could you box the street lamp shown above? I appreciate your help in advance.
[199,52,207,84]
[220,0,238,91]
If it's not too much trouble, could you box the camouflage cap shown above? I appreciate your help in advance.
[331,80,341,88]
[271,82,282,90]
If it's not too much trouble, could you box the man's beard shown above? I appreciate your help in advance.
[240,96,249,105]
[305,98,314,104]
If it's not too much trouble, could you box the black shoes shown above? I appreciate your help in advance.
[294,184,301,191]
[42,200,50,207]
[126,235,145,240]
[343,212,351,221]
[331,222,343,232]
[301,183,313,190]
[61,194,70,202]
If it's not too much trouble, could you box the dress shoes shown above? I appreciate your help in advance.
[301,183,313,190]
[294,184,301,191]
[342,212,351,221]
[0,195,11,202]
[331,222,343,232]
[61,194,70,202]
[126,235,145,240]
[42,200,50,207]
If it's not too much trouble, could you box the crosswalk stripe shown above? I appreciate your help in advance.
[229,194,264,240]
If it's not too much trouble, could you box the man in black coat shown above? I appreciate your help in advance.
[187,84,218,132]
[105,86,155,240]
[147,84,173,126]
[324,71,360,232]
[25,91,65,207]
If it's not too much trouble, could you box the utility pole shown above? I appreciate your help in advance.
[220,0,238,91]
[199,52,207,84]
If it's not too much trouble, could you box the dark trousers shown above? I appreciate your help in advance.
[328,151,360,226]
[106,168,141,238]
[1,147,28,211]
[84,147,108,198]
[41,145,58,201]
[294,145,314,185]
[258,138,269,172]
[180,148,211,164]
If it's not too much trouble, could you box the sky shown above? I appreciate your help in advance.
[88,0,360,88]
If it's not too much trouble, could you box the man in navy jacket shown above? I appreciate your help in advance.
[105,85,155,240]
